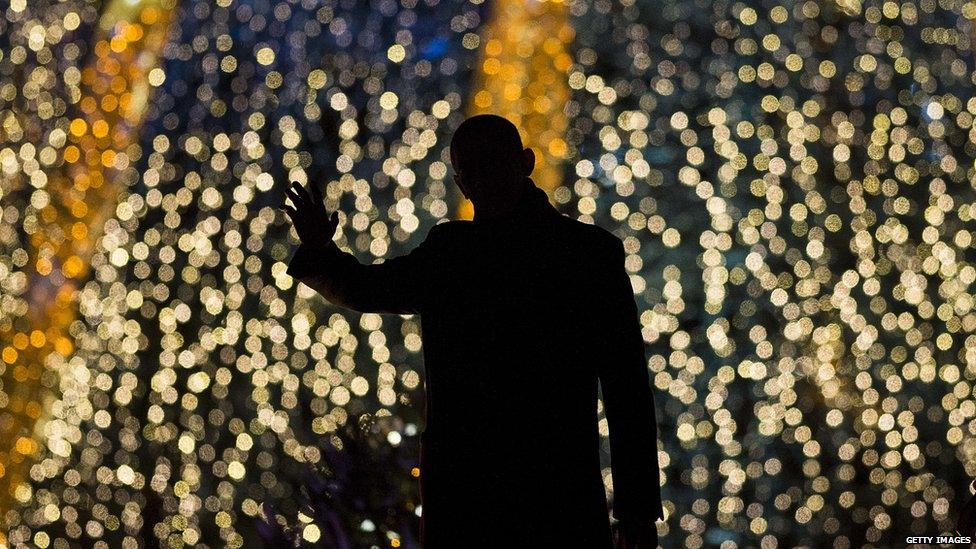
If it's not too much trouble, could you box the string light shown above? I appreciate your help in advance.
[0,0,974,547]
[0,0,173,530]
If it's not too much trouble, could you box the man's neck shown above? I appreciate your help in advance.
[471,181,529,221]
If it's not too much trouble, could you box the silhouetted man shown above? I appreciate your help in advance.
[282,114,662,548]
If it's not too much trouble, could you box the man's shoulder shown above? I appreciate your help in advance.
[424,216,622,255]
[426,219,471,239]
[430,219,472,232]
[558,216,624,254]
[420,219,472,247]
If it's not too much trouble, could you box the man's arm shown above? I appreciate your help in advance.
[596,238,664,533]
[281,180,437,315]
[286,233,436,315]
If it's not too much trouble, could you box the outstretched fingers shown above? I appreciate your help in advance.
[286,182,310,209]
[293,181,316,206]
[310,180,324,205]
[282,204,306,231]
[284,187,304,211]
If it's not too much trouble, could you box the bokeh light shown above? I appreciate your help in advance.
[2,0,976,547]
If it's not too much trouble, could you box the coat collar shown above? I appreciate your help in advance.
[472,179,556,222]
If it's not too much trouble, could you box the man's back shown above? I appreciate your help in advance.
[287,183,662,547]
[417,187,621,546]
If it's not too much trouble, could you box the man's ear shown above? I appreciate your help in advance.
[522,148,536,176]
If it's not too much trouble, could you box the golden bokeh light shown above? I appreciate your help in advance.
[0,0,974,547]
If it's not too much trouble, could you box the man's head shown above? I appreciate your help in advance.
[449,114,535,212]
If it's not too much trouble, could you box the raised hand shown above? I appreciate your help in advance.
[282,181,339,249]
